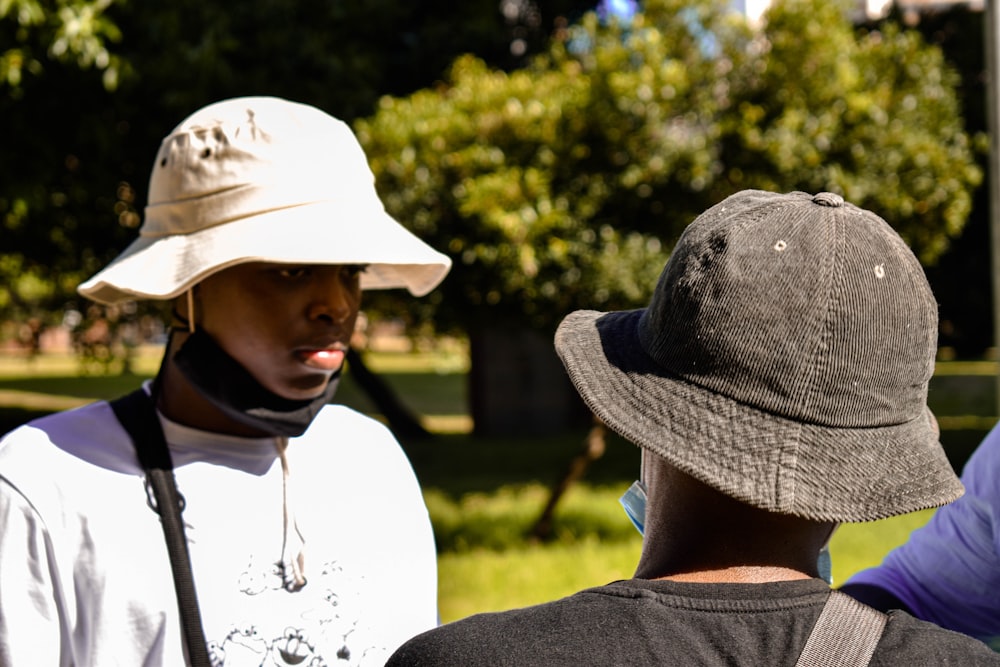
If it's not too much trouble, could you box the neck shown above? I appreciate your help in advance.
[635,539,822,583]
[155,330,273,438]
[656,565,814,584]
[634,462,834,584]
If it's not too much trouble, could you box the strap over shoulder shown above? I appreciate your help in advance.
[795,590,888,667]
[109,388,211,667]
[110,388,174,472]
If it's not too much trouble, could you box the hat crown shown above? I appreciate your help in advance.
[637,189,937,428]
[143,97,380,237]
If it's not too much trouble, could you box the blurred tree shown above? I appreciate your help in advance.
[357,0,981,433]
[0,0,984,433]
[723,0,981,265]
[362,0,980,332]
[886,5,991,358]
[0,0,594,325]
[1,0,123,91]
[1,0,127,321]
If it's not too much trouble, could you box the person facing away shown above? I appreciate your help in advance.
[840,418,1000,651]
[0,97,451,666]
[386,189,1000,666]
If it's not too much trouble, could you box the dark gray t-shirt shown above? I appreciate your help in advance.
[388,578,1000,666]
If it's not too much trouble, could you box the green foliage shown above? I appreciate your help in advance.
[0,254,56,309]
[0,0,982,342]
[425,483,638,552]
[0,0,123,91]
[359,0,981,332]
[1,0,595,325]
[726,0,981,264]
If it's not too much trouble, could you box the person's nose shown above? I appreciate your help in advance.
[307,271,358,325]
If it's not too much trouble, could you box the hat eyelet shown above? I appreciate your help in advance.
[773,239,787,252]
[201,148,212,158]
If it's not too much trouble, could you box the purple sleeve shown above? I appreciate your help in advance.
[845,423,1000,648]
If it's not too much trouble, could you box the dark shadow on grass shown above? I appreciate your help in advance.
[400,425,986,498]
[0,374,155,401]
[401,429,640,497]
[0,407,55,438]
[942,429,990,475]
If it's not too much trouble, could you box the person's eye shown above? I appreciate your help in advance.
[277,266,311,279]
[343,264,368,279]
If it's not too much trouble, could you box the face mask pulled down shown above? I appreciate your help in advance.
[170,329,339,437]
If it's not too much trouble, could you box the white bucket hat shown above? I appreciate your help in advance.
[78,96,451,304]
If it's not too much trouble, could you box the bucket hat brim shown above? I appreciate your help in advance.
[555,308,964,523]
[78,200,451,305]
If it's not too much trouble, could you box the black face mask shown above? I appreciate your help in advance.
[169,329,339,437]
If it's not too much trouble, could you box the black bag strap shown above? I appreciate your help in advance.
[110,389,212,667]
[795,590,889,667]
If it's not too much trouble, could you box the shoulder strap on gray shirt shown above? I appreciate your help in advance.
[795,590,889,667]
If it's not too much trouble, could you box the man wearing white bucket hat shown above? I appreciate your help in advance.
[386,190,1000,666]
[0,97,451,666]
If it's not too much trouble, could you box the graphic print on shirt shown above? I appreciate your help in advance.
[207,557,381,666]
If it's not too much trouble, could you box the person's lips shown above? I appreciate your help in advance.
[295,347,346,371]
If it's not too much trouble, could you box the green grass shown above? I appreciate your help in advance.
[0,346,992,624]
[428,483,643,622]
[434,497,936,623]
[424,480,937,622]
[829,509,936,586]
[438,539,642,622]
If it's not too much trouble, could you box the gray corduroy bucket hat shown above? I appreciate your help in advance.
[78,96,451,305]
[555,189,963,523]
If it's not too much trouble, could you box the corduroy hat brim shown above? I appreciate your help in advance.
[77,200,451,304]
[555,308,964,523]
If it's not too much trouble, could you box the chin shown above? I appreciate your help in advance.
[277,376,332,401]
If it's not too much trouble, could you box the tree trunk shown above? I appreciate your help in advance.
[468,326,589,436]
[530,415,607,541]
